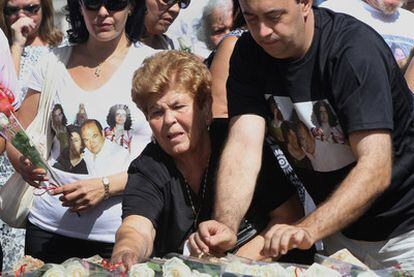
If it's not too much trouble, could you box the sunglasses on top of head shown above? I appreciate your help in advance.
[80,0,129,11]
[3,4,41,16]
[160,0,191,9]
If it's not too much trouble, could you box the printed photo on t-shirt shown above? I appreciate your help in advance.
[265,95,356,173]
[50,103,132,176]
[382,35,414,67]
[104,104,133,151]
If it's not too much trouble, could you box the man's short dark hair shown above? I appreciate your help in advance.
[80,119,103,134]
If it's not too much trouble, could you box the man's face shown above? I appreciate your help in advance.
[239,0,312,59]
[367,0,406,14]
[81,123,105,155]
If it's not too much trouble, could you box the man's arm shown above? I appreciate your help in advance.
[214,114,266,232]
[112,215,156,268]
[235,193,304,260]
[188,115,266,255]
[262,130,392,257]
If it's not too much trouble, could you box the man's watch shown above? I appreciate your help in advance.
[102,177,110,200]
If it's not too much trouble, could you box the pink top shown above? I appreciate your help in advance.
[0,29,18,108]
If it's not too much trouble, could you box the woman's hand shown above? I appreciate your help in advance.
[10,17,36,47]
[111,249,138,271]
[18,156,48,188]
[51,178,106,212]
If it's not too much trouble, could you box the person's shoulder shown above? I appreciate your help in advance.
[316,7,387,53]
[397,7,414,20]
[319,0,363,12]
[131,41,159,56]
[237,31,257,48]
[47,45,73,63]
[127,42,160,65]
[232,31,264,62]
[128,142,174,186]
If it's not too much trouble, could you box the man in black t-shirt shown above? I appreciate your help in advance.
[189,0,414,270]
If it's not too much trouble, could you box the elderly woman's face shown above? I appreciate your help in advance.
[207,9,233,49]
[147,89,210,158]
[145,0,180,35]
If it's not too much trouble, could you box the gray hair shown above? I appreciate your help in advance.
[197,0,233,50]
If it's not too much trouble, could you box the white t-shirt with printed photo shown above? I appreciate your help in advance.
[320,0,414,63]
[26,42,156,242]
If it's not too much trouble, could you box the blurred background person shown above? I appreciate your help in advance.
[197,0,233,52]
[0,0,61,270]
[166,0,210,58]
[6,0,154,263]
[321,0,414,70]
[0,0,63,104]
[140,0,190,50]
[208,0,245,117]
[0,27,19,272]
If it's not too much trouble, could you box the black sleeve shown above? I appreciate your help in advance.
[122,162,165,229]
[227,34,268,119]
[328,26,394,134]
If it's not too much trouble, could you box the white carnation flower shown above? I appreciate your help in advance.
[64,260,88,277]
[304,263,341,277]
[42,264,66,277]
[129,263,155,277]
[191,269,210,276]
[162,257,192,277]
[259,263,290,277]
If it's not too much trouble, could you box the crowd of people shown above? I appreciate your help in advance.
[1,0,414,273]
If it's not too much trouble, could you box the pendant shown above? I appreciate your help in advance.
[94,65,102,78]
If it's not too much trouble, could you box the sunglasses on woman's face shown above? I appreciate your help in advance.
[80,0,129,11]
[3,4,41,16]
[160,0,191,9]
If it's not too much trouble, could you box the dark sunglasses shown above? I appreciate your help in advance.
[80,0,129,11]
[160,0,190,9]
[3,4,41,16]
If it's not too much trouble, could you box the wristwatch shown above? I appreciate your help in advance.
[102,177,110,200]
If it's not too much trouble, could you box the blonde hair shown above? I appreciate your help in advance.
[131,50,212,116]
[0,0,62,46]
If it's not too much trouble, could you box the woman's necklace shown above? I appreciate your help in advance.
[86,46,128,78]
[184,160,210,229]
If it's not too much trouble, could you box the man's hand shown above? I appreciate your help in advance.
[188,220,237,256]
[261,224,315,258]
[52,178,106,212]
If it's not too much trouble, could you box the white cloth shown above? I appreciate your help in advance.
[320,0,414,64]
[26,43,155,243]
[83,140,129,177]
[0,29,18,107]
[324,230,414,271]
[166,1,211,58]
